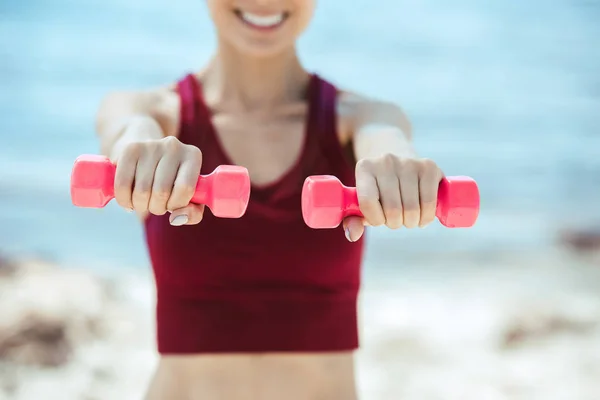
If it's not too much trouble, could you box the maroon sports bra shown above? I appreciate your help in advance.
[144,73,365,353]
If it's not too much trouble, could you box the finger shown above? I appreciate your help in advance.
[166,149,202,211]
[132,154,160,214]
[376,172,403,229]
[342,216,365,242]
[169,204,205,226]
[356,168,385,227]
[148,156,180,216]
[113,148,138,211]
[398,168,420,229]
[419,165,442,227]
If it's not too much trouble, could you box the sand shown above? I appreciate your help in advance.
[0,248,599,400]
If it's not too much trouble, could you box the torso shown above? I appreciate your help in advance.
[208,93,310,187]
[145,353,357,400]
[142,72,362,400]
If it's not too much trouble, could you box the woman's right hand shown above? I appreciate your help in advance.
[113,136,205,226]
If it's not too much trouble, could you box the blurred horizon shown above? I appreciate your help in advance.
[1,0,600,271]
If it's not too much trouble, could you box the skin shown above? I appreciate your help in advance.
[96,1,444,399]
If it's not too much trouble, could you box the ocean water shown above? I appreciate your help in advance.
[1,0,599,271]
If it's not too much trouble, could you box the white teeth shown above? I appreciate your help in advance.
[240,12,284,27]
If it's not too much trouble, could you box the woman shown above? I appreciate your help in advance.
[96,1,444,399]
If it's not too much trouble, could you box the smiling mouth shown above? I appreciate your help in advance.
[234,10,289,30]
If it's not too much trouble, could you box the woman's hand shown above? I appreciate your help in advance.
[114,136,205,226]
[344,154,443,241]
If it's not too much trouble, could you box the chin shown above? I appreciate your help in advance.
[232,38,295,58]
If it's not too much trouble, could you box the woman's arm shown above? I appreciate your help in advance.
[93,86,204,224]
[95,86,179,161]
[337,91,414,160]
[337,91,443,241]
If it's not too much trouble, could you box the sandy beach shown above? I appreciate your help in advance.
[1,245,599,400]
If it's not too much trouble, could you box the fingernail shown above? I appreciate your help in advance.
[170,215,189,226]
[345,227,354,242]
[126,208,134,213]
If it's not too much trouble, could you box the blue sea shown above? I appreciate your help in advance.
[1,0,599,272]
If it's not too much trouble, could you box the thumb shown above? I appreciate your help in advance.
[169,204,205,226]
[343,216,365,242]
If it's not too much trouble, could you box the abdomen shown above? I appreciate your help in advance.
[144,352,358,400]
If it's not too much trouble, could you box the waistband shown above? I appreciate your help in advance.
[155,292,359,353]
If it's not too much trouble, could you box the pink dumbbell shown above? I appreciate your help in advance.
[70,154,251,218]
[301,175,480,229]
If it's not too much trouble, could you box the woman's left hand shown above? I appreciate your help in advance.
[344,154,443,242]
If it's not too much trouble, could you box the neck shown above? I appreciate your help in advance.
[200,39,310,112]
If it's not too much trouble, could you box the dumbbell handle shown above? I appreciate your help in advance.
[337,186,362,219]
[83,162,216,205]
[334,180,450,220]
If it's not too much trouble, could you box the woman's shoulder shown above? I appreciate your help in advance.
[334,87,411,145]
[100,82,180,115]
[96,82,181,137]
